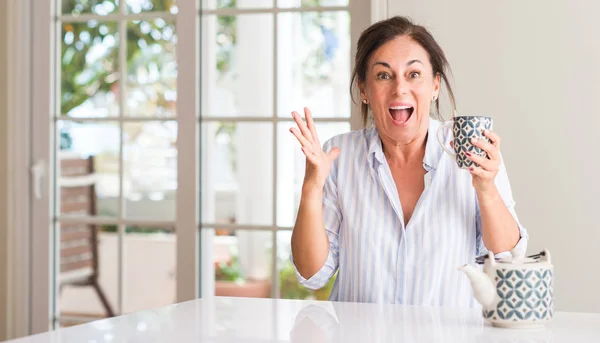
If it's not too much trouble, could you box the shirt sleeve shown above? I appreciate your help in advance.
[291,138,342,290]
[475,158,529,259]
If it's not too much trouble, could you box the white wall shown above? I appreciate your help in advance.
[0,0,10,338]
[387,0,600,313]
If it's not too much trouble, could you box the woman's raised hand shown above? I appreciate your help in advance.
[289,107,340,190]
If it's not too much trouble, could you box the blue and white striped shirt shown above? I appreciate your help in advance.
[292,119,528,308]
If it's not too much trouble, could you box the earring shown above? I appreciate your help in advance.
[432,96,437,101]
[362,99,368,104]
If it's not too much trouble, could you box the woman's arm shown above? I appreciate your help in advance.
[291,184,331,279]
[467,129,525,254]
[289,107,341,283]
[476,186,520,253]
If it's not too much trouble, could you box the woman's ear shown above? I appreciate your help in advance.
[432,73,441,100]
[358,81,367,101]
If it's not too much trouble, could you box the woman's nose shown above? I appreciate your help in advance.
[393,79,408,95]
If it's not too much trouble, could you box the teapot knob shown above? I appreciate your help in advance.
[542,249,551,263]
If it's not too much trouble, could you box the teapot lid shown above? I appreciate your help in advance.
[475,249,551,265]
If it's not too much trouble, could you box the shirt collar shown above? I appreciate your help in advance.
[423,119,443,171]
[367,118,444,171]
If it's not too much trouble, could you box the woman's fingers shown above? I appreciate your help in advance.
[304,107,320,146]
[290,108,330,167]
[483,129,501,148]
[468,165,494,178]
[292,111,313,144]
[471,135,500,161]
[289,127,312,149]
[466,151,498,172]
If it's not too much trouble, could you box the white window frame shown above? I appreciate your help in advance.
[20,0,386,336]
[30,0,55,333]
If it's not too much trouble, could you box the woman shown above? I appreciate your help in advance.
[289,16,528,308]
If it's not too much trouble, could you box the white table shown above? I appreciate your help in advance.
[7,296,600,342]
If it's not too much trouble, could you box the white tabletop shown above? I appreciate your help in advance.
[7,296,600,342]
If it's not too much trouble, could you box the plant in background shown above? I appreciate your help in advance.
[99,225,172,234]
[279,259,336,300]
[215,255,245,284]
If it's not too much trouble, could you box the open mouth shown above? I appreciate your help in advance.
[389,105,414,125]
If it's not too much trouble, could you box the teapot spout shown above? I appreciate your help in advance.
[458,264,497,311]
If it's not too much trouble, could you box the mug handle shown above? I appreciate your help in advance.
[436,121,455,157]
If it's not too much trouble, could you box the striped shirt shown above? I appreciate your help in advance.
[292,118,528,308]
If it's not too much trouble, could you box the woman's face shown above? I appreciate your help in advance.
[360,35,440,145]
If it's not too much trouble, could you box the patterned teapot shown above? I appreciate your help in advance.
[458,249,554,328]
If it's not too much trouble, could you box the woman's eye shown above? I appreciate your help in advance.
[377,72,391,80]
[409,71,421,79]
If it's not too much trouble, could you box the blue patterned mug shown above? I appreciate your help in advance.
[436,116,493,169]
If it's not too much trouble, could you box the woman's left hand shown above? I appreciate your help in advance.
[466,130,501,194]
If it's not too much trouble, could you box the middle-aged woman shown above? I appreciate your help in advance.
[288,16,528,308]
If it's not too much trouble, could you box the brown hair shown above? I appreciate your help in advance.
[350,16,456,126]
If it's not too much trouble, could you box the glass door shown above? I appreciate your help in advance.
[31,0,194,329]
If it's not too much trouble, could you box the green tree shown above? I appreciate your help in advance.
[61,0,177,115]
[61,0,239,116]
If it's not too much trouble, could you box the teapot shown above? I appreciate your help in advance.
[458,249,554,329]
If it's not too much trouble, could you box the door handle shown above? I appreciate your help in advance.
[31,159,45,200]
